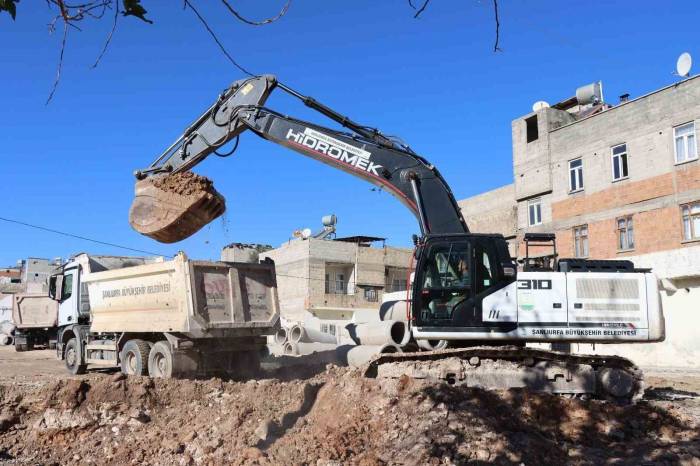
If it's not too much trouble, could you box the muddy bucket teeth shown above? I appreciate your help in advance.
[128,172,226,243]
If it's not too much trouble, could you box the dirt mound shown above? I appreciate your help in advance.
[1,368,699,465]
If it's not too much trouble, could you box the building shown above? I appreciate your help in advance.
[459,76,700,367]
[258,235,412,341]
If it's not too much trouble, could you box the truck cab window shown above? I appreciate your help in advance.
[61,274,73,301]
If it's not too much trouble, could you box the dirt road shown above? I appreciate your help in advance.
[1,346,699,465]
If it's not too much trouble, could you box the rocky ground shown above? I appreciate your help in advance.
[0,346,699,465]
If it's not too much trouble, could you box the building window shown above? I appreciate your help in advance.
[681,202,700,240]
[573,225,589,258]
[617,216,634,250]
[674,122,697,164]
[390,278,408,292]
[525,115,538,143]
[528,199,542,226]
[325,267,350,294]
[569,158,584,192]
[364,288,378,302]
[611,144,629,181]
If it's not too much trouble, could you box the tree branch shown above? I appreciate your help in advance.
[92,0,119,68]
[493,0,502,52]
[219,0,291,26]
[412,0,430,18]
[46,20,68,105]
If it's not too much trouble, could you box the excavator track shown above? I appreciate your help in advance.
[364,346,644,404]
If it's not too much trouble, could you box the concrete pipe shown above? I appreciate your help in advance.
[0,334,12,346]
[379,300,409,323]
[274,327,288,345]
[346,344,402,368]
[417,339,449,351]
[288,325,303,344]
[282,341,299,356]
[0,321,15,336]
[349,320,410,347]
[299,327,337,345]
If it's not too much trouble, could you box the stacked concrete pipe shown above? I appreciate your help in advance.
[347,320,410,347]
[345,343,402,368]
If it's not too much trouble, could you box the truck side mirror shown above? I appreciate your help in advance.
[48,275,64,301]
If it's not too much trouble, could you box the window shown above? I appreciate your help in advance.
[335,273,346,294]
[61,273,73,300]
[525,115,539,143]
[611,144,629,181]
[363,288,378,302]
[325,267,350,294]
[569,158,584,192]
[385,268,409,292]
[617,216,634,250]
[573,225,589,258]
[674,122,697,164]
[681,202,700,240]
[528,199,542,226]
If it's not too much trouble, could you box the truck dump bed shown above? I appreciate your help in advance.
[83,253,279,338]
[12,294,58,329]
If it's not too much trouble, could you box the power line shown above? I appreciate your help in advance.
[0,216,172,257]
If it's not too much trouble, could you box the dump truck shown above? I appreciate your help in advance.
[12,293,59,351]
[49,252,279,377]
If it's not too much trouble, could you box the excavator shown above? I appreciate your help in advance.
[130,75,665,402]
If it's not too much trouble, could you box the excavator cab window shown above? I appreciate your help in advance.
[417,240,472,323]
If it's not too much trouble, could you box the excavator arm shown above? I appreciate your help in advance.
[130,75,468,243]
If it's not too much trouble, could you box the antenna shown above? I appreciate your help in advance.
[532,101,550,112]
[676,52,692,77]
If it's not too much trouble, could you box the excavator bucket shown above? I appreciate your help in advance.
[128,172,226,243]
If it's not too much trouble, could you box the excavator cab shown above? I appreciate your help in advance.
[411,234,516,329]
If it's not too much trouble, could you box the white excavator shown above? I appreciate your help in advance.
[129,75,664,402]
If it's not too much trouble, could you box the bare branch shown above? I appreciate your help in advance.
[92,0,119,68]
[184,0,256,77]
[413,0,430,18]
[46,21,68,105]
[219,0,291,26]
[493,0,502,52]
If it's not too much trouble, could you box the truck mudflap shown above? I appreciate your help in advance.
[364,346,644,404]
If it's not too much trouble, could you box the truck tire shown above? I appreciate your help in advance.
[14,342,27,352]
[65,338,87,375]
[120,339,151,376]
[148,341,173,378]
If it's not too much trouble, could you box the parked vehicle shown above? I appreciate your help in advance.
[49,252,279,377]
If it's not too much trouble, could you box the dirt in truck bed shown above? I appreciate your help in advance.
[1,351,699,466]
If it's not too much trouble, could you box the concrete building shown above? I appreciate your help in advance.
[259,236,412,341]
[459,76,700,368]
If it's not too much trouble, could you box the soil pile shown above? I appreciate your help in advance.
[152,172,216,197]
[1,367,699,465]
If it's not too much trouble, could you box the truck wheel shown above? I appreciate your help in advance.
[148,341,173,378]
[65,338,87,375]
[14,342,27,352]
[120,339,151,376]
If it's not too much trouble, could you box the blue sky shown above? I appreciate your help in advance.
[1,1,698,265]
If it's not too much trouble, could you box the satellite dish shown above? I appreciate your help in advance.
[301,228,312,239]
[677,52,692,77]
[532,101,550,112]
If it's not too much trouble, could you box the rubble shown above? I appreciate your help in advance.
[0,366,698,465]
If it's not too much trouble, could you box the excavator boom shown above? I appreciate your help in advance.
[130,75,467,242]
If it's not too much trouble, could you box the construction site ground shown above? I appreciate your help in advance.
[1,346,699,465]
